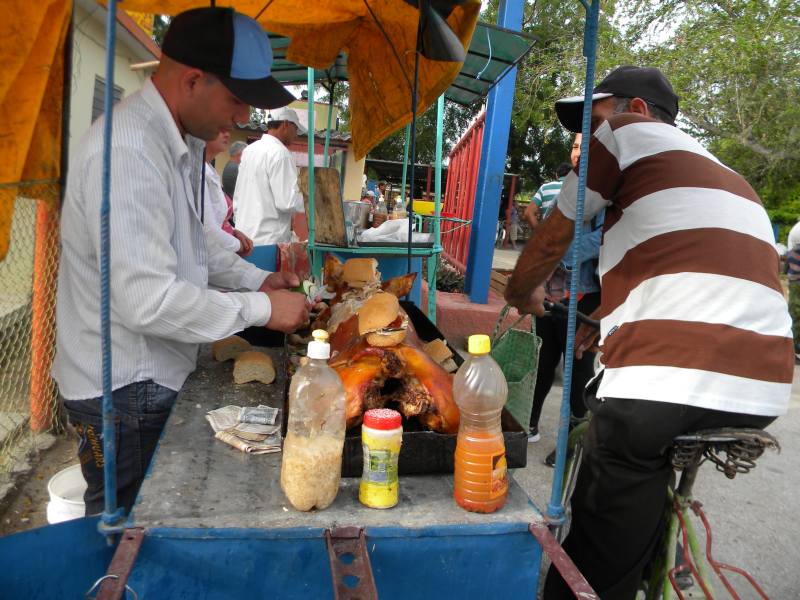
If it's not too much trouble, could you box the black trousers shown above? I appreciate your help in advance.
[529,292,601,431]
[543,397,775,599]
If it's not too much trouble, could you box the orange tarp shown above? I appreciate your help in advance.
[0,0,70,261]
[121,0,481,159]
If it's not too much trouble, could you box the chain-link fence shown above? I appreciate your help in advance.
[0,189,60,476]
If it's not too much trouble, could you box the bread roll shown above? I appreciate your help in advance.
[233,351,276,385]
[440,358,459,374]
[213,335,252,362]
[423,338,453,364]
[342,258,379,288]
[358,293,400,335]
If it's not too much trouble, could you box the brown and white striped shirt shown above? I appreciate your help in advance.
[557,113,792,416]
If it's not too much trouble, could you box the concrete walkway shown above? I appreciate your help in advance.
[492,247,522,271]
[513,368,800,598]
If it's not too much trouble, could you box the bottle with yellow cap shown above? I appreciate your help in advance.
[281,330,346,511]
[453,334,509,513]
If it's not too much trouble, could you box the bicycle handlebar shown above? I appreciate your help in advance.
[543,300,601,329]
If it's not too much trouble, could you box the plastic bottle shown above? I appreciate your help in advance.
[373,196,389,228]
[453,334,509,513]
[280,330,346,511]
[359,408,403,509]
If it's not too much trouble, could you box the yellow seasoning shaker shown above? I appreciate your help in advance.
[359,408,402,509]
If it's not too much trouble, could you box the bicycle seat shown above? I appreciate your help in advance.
[670,428,780,479]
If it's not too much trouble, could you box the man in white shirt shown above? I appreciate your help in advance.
[52,7,307,515]
[233,107,307,252]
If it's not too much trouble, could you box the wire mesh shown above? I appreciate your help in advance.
[0,187,61,477]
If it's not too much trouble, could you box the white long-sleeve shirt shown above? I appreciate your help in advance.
[203,162,240,253]
[233,134,304,245]
[53,78,271,399]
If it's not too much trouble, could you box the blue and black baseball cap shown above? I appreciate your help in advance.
[161,7,295,110]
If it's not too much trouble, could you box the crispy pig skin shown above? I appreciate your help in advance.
[330,330,459,433]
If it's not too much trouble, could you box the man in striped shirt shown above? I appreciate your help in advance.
[506,66,792,598]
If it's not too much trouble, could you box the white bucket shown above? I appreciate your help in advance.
[46,464,87,524]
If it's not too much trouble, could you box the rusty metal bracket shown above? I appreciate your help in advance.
[92,527,145,600]
[529,522,599,599]
[325,526,378,600]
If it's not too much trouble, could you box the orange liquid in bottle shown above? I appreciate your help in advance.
[454,428,508,513]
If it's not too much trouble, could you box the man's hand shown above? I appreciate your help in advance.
[259,271,301,292]
[575,308,603,359]
[265,289,309,333]
[232,229,254,256]
[506,284,547,317]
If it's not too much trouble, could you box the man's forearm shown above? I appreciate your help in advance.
[505,208,575,306]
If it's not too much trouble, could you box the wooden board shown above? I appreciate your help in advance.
[490,269,509,296]
[297,167,347,247]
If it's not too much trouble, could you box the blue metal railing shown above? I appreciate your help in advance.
[547,0,601,524]
[99,0,124,538]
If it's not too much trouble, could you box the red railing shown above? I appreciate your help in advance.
[441,112,485,272]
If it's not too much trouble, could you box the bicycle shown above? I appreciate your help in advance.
[543,302,781,599]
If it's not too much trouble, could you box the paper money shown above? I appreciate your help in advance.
[239,405,279,425]
[215,431,281,455]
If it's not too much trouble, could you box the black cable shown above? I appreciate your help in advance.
[363,0,414,92]
[254,0,276,21]
[200,153,206,224]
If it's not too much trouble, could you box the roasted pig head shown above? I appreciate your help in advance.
[329,318,459,434]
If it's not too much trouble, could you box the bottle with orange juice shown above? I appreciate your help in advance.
[453,334,509,513]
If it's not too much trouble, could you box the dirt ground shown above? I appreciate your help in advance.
[0,434,79,537]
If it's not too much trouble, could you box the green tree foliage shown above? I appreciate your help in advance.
[368,100,481,165]
[621,0,800,222]
[478,0,635,190]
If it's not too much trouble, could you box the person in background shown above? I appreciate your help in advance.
[786,232,800,360]
[525,138,603,460]
[204,131,253,257]
[234,107,306,253]
[52,7,308,516]
[222,140,247,198]
[377,180,387,202]
[508,201,521,250]
[524,156,576,229]
[787,217,800,251]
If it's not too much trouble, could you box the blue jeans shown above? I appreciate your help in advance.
[62,381,178,515]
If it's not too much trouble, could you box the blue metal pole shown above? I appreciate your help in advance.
[547,0,600,523]
[99,0,123,535]
[464,0,523,303]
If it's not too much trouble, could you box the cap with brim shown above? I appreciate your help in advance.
[219,76,295,110]
[161,7,295,110]
[555,66,679,133]
[555,93,614,134]
[267,107,308,135]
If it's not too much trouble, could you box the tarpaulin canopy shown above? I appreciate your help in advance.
[268,21,536,107]
[119,0,482,159]
[0,0,70,261]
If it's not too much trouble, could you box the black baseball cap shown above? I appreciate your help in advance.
[555,66,679,133]
[161,7,295,110]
